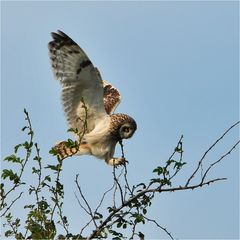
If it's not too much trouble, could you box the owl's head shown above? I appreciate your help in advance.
[110,113,137,140]
[119,118,137,139]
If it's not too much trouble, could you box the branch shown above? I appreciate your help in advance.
[1,109,34,211]
[75,174,98,228]
[34,143,42,215]
[201,140,240,184]
[0,192,23,217]
[94,182,115,216]
[185,121,239,186]
[88,177,225,239]
[143,216,174,240]
[129,220,137,240]
[113,164,124,205]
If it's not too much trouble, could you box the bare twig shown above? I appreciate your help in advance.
[50,162,61,220]
[74,192,91,215]
[143,216,174,240]
[123,164,133,198]
[168,135,183,163]
[113,164,124,205]
[94,183,115,215]
[0,192,23,217]
[118,139,125,159]
[75,174,98,228]
[185,121,239,186]
[34,143,42,214]
[201,140,240,184]
[129,220,137,240]
[169,135,184,180]
[79,218,94,236]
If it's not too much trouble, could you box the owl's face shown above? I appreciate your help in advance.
[119,122,137,139]
[109,113,137,141]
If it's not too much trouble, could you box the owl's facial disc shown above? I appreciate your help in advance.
[119,123,136,139]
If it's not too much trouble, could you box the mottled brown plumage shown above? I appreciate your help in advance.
[103,82,121,115]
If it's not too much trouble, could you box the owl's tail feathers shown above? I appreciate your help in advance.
[51,141,91,160]
[52,141,79,160]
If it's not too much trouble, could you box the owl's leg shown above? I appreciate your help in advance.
[106,157,128,166]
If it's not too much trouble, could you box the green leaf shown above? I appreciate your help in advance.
[45,164,61,172]
[153,167,163,175]
[64,139,77,148]
[175,147,183,153]
[107,207,114,213]
[143,208,147,215]
[32,167,40,174]
[2,169,20,183]
[14,144,23,153]
[23,141,33,150]
[160,178,172,186]
[44,175,51,182]
[5,230,13,237]
[5,213,13,220]
[28,186,35,195]
[116,222,122,228]
[174,161,187,169]
[33,156,41,161]
[94,212,103,220]
[150,178,161,184]
[134,214,144,223]
[49,148,58,155]
[4,155,22,164]
[24,204,35,209]
[166,159,175,165]
[138,231,145,239]
[51,197,57,203]
[68,128,79,134]
[22,126,28,131]
[39,200,49,210]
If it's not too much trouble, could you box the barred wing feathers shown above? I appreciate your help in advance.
[48,30,107,132]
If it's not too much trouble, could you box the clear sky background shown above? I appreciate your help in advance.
[1,1,239,239]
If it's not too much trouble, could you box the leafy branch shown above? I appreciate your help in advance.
[1,110,239,239]
[1,109,34,216]
[73,122,239,239]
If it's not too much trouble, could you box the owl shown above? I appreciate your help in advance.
[48,30,137,166]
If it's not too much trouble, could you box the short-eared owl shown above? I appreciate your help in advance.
[48,30,137,166]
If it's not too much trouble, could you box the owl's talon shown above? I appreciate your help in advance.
[107,157,128,166]
[119,158,128,166]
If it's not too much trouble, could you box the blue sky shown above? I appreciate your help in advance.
[1,1,239,239]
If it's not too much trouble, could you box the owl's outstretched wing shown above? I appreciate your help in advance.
[103,80,121,115]
[48,30,107,132]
